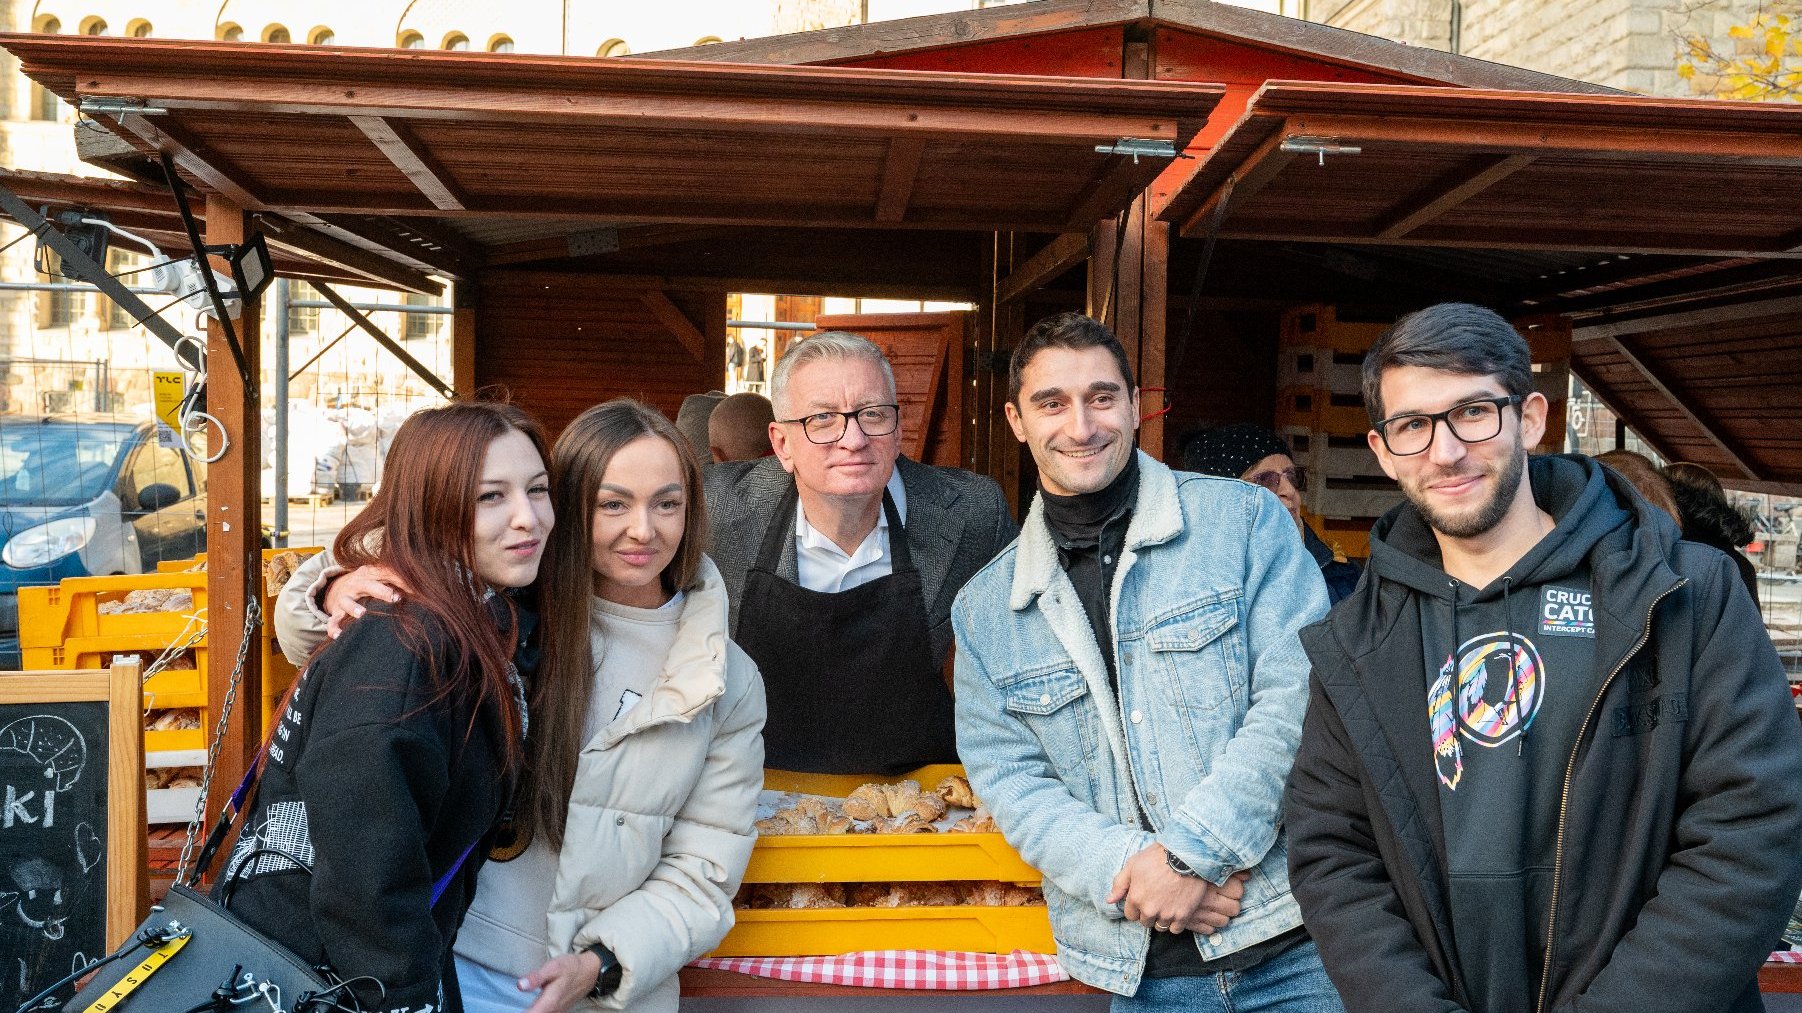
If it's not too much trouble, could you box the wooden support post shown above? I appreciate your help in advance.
[453,282,477,398]
[203,196,263,836]
[702,290,729,391]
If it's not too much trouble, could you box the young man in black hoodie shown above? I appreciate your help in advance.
[1285,302,1802,1013]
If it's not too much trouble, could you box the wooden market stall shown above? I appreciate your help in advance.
[5,0,1802,998]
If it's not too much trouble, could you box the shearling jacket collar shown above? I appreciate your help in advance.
[1010,450,1183,613]
[595,555,731,749]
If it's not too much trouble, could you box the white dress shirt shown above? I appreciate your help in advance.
[794,468,908,593]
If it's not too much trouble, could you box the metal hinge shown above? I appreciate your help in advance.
[1094,138,1181,164]
[76,97,168,117]
[1280,135,1363,165]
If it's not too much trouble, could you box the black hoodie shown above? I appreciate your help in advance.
[1285,454,1802,1013]
[1367,456,1631,1013]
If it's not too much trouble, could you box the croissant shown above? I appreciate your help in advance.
[949,806,998,834]
[755,797,855,835]
[754,883,846,909]
[841,783,889,822]
[934,775,979,810]
[959,881,1044,906]
[876,812,937,834]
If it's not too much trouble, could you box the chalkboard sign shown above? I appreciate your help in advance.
[0,661,144,1013]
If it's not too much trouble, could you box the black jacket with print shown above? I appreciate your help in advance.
[218,598,528,1013]
[1284,455,1802,1013]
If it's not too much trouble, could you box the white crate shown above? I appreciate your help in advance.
[1281,427,1387,482]
[1305,477,1405,520]
[1278,345,1364,396]
[147,786,202,824]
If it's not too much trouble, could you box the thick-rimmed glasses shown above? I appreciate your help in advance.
[778,404,901,444]
[1375,395,1523,457]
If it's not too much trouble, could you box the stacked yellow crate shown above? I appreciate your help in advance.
[712,765,1053,956]
[1276,306,1575,558]
[17,548,320,821]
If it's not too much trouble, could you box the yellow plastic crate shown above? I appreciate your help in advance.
[18,572,208,650]
[711,906,1054,957]
[745,835,1039,886]
[753,765,1040,886]
[1275,387,1370,438]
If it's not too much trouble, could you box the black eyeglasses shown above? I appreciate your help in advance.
[1375,395,1523,457]
[1246,465,1306,493]
[777,404,901,445]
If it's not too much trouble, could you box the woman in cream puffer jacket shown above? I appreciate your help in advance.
[273,399,765,1013]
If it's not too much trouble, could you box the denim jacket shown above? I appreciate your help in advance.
[952,453,1328,995]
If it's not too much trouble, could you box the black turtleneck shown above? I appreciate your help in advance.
[1041,451,1140,694]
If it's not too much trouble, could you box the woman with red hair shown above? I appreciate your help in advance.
[220,399,554,1013]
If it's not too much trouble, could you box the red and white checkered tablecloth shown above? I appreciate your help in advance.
[1771,950,1802,964]
[689,950,1070,989]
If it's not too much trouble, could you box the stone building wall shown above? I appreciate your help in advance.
[1316,0,1765,97]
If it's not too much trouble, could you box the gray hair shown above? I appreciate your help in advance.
[769,331,897,419]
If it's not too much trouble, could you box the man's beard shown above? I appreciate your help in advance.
[1403,435,1526,539]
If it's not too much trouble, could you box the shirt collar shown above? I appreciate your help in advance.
[795,465,907,555]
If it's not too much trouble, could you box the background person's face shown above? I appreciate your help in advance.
[1006,345,1139,497]
[1241,452,1305,534]
[471,428,553,588]
[770,356,901,502]
[1369,365,1545,540]
[589,435,686,608]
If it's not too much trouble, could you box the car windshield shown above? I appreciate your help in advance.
[0,421,135,507]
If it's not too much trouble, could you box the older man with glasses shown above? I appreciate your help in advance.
[705,331,1016,774]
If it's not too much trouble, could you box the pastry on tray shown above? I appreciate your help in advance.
[756,797,853,835]
[947,806,999,834]
[743,883,847,909]
[959,881,1044,906]
[934,774,979,810]
[847,882,964,907]
[841,779,949,823]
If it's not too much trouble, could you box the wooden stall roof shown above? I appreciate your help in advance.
[1163,81,1802,259]
[1571,295,1802,490]
[644,0,1605,95]
[0,167,435,292]
[1156,80,1802,492]
[0,34,1221,247]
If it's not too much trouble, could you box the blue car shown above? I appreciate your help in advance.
[0,415,208,667]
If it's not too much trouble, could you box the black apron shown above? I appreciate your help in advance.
[735,483,958,774]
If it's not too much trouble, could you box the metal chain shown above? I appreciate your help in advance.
[175,584,264,883]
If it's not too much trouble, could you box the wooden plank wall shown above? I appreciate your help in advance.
[475,270,726,438]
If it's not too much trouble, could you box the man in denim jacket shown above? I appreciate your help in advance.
[952,313,1341,1012]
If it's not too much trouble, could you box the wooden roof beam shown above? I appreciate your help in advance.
[302,214,470,280]
[640,290,708,362]
[1207,229,1802,260]
[256,215,443,295]
[102,112,269,211]
[1067,157,1164,231]
[350,116,468,212]
[1375,153,1535,240]
[875,137,925,224]
[997,232,1089,303]
[77,76,1194,146]
[1180,128,1295,238]
[1596,332,1760,480]
[1256,111,1802,165]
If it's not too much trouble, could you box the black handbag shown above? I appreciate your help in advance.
[23,675,480,1013]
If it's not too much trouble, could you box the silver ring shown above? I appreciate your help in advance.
[1153,923,1170,932]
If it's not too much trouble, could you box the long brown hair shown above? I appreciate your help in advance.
[331,399,549,770]
[518,398,709,850]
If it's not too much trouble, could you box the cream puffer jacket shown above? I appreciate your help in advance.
[546,558,764,1012]
[273,552,766,1013]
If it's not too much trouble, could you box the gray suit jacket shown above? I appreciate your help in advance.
[704,456,1017,667]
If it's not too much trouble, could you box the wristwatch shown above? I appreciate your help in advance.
[587,943,623,999]
[1165,849,1205,879]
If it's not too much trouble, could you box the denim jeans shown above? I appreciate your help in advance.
[1112,939,1345,1013]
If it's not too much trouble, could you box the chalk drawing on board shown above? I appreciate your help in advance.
[75,823,100,873]
[0,857,68,940]
[0,715,88,791]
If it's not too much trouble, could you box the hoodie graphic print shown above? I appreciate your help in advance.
[1369,455,1632,1013]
